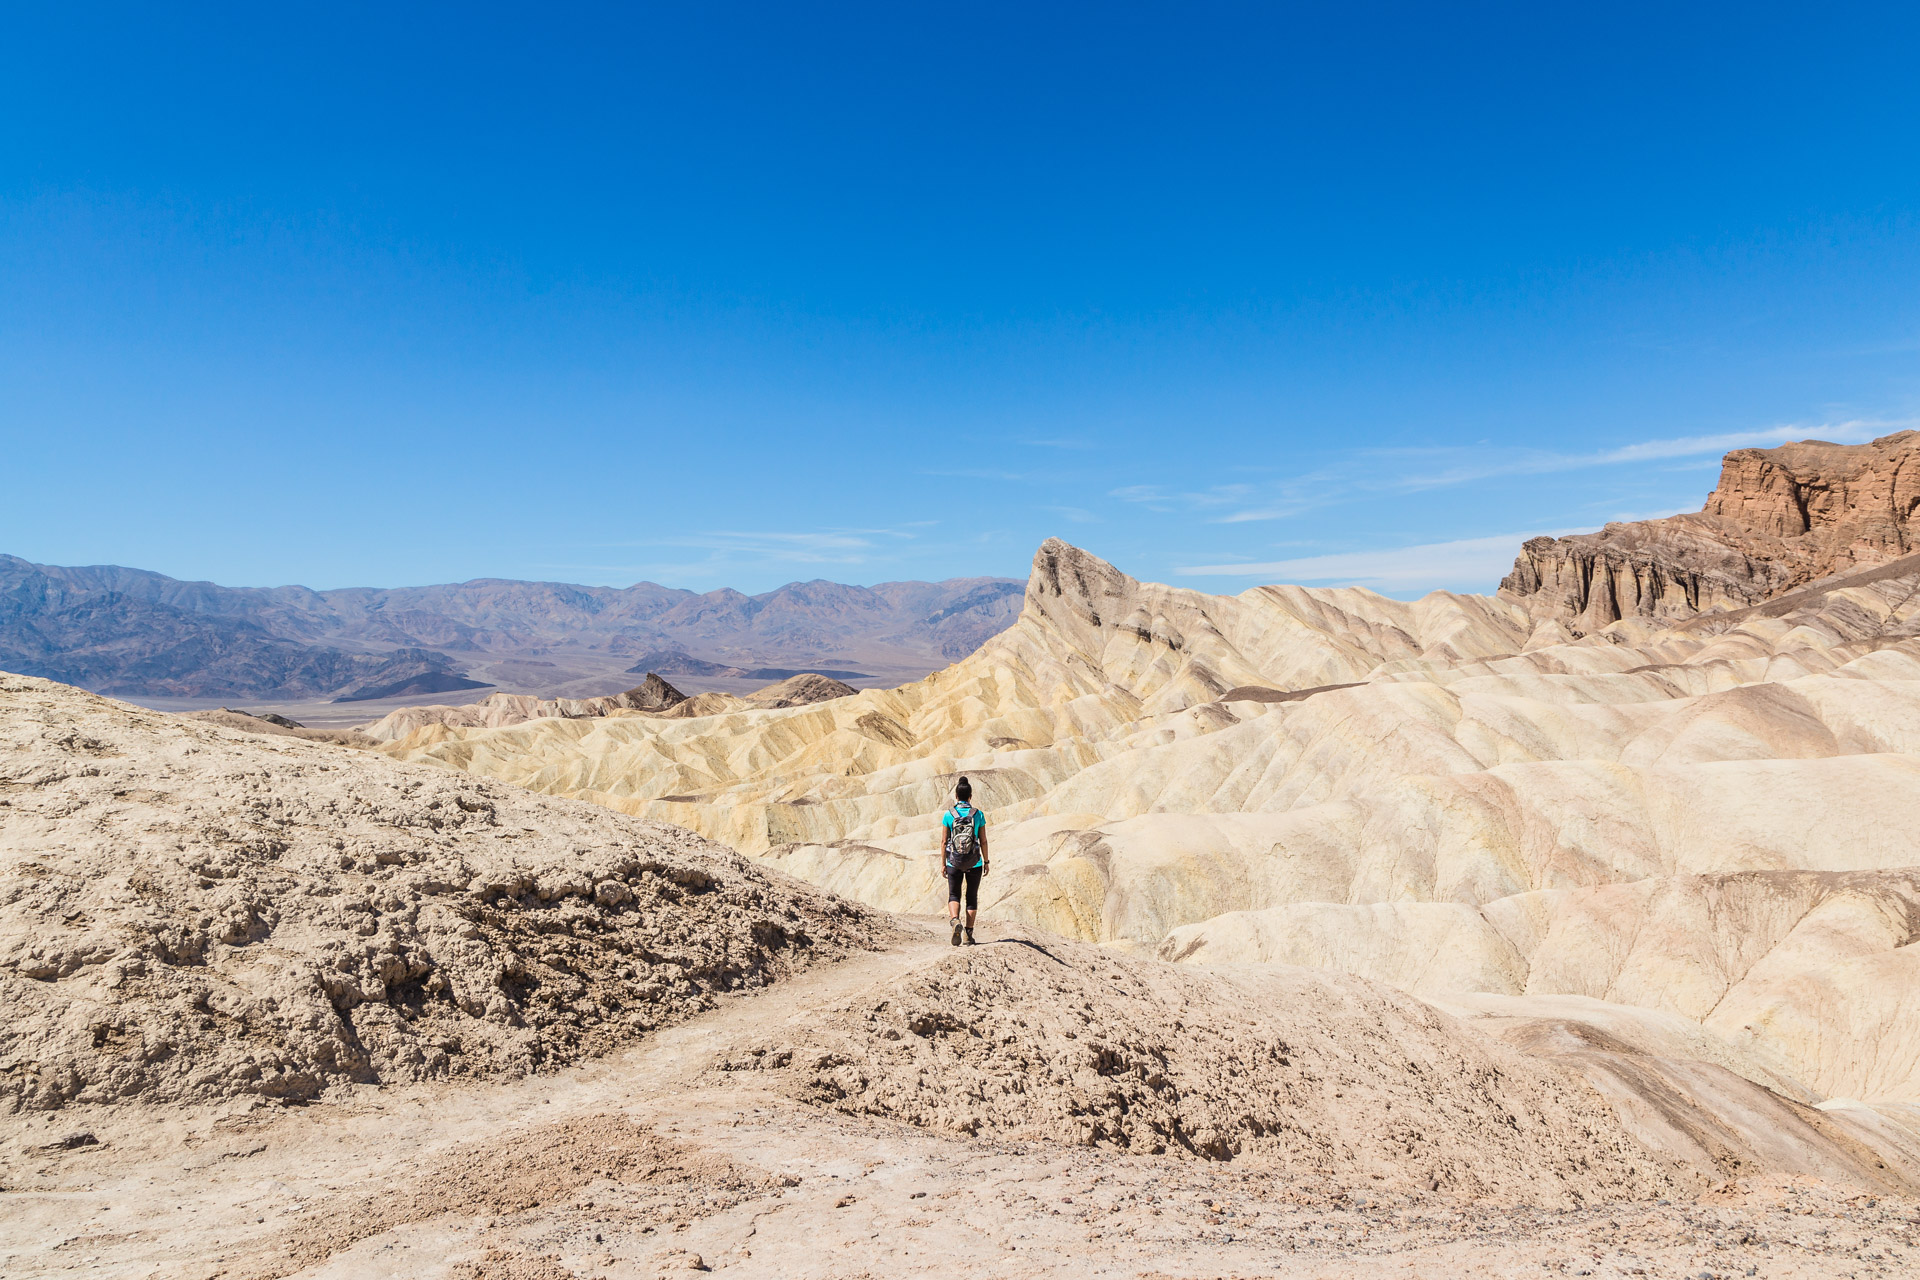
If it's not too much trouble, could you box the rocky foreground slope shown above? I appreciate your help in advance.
[0,673,884,1110]
[11,924,1920,1278]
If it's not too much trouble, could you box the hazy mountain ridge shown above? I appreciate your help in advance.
[0,554,1022,700]
[0,562,480,700]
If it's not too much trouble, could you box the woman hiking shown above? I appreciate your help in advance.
[939,776,989,945]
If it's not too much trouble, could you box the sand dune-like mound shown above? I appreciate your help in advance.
[0,673,884,1110]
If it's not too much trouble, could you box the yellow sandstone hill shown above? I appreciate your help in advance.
[376,441,1920,1128]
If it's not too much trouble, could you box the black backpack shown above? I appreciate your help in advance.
[944,803,979,872]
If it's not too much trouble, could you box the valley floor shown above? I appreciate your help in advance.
[4,922,1914,1280]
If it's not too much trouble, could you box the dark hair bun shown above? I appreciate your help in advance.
[955,775,972,801]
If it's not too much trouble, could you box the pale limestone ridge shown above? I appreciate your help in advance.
[1503,430,1920,635]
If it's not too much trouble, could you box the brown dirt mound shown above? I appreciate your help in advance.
[0,673,889,1111]
[722,931,1692,1208]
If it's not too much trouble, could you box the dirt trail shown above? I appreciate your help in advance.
[6,921,1919,1280]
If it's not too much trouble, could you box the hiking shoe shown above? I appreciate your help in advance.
[950,919,963,946]
[964,928,977,946]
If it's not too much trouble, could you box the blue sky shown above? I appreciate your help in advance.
[3,3,1917,595]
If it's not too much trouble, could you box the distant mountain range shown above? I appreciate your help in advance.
[0,554,1025,702]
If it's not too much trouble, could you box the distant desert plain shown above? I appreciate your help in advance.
[7,434,1920,1278]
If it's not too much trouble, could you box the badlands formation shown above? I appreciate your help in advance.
[20,675,1920,1276]
[6,434,1920,1277]
[378,433,1920,1127]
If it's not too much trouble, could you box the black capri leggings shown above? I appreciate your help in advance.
[947,864,982,910]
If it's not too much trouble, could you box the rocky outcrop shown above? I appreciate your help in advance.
[364,670,865,740]
[1703,432,1920,555]
[621,672,690,712]
[177,707,376,747]
[744,673,858,708]
[1502,431,1920,634]
[1500,519,1794,638]
[622,650,873,681]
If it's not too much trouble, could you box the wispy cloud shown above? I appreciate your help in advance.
[1116,417,1913,526]
[1110,483,1252,512]
[1384,419,1903,492]
[1213,502,1320,524]
[1178,530,1592,591]
[1042,505,1102,524]
[568,527,924,582]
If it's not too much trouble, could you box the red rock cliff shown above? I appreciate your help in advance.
[1501,431,1920,635]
